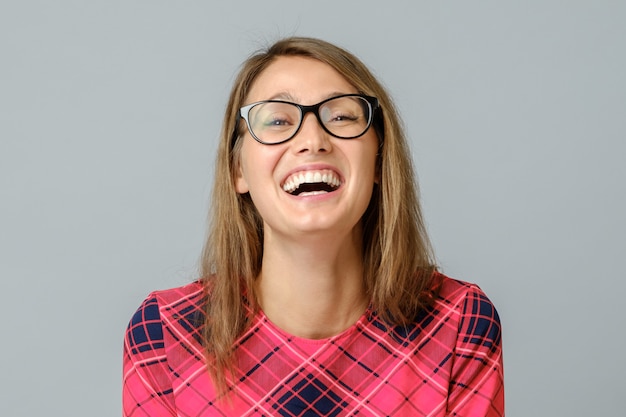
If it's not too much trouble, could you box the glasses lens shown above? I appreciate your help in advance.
[319,96,372,139]
[248,102,301,144]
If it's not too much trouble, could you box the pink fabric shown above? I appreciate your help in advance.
[123,274,504,416]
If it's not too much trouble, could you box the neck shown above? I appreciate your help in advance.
[255,229,368,339]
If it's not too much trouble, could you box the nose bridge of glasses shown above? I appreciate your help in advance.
[298,102,328,133]
[285,105,331,151]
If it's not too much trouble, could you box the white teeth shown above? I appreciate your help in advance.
[298,191,328,197]
[282,169,341,194]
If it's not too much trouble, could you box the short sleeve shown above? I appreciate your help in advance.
[447,285,505,416]
[122,295,176,416]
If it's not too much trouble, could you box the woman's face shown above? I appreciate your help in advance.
[235,56,379,242]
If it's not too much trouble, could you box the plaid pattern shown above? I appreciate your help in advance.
[123,275,504,416]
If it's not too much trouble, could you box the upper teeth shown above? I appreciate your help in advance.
[282,170,341,193]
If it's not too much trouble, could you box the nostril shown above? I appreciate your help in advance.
[297,146,328,154]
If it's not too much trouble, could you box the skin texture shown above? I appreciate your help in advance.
[235,56,379,339]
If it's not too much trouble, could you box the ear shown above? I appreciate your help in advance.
[374,150,382,185]
[234,163,249,194]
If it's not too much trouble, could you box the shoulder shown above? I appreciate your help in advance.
[125,281,205,352]
[130,280,205,322]
[149,280,205,306]
[435,273,502,351]
[434,275,505,414]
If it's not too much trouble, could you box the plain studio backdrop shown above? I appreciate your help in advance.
[1,1,624,416]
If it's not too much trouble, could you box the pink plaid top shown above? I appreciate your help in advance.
[123,274,504,416]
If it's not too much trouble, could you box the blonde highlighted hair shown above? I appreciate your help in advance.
[200,36,438,392]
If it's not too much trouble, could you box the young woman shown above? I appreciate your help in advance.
[123,37,504,416]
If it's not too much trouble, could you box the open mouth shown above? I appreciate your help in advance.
[282,170,342,196]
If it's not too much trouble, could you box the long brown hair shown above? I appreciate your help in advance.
[200,36,438,392]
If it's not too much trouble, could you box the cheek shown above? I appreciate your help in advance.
[235,142,283,194]
[357,140,380,182]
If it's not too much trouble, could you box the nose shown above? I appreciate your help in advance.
[290,113,332,154]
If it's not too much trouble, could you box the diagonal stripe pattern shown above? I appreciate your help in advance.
[123,274,504,416]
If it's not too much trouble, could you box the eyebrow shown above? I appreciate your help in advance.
[266,91,357,104]
[267,92,297,101]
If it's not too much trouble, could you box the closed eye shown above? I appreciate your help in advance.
[264,117,292,126]
[332,114,358,121]
[327,113,360,125]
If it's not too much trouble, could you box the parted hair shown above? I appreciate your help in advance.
[200,36,438,392]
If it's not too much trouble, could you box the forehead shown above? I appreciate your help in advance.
[246,56,358,104]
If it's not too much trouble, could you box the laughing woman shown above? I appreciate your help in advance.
[123,37,505,416]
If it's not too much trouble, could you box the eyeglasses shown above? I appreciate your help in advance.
[237,94,379,145]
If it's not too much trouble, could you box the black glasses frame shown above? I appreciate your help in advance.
[236,93,380,145]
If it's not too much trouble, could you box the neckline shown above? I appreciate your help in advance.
[255,305,372,345]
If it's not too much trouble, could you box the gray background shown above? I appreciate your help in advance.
[1,1,624,416]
